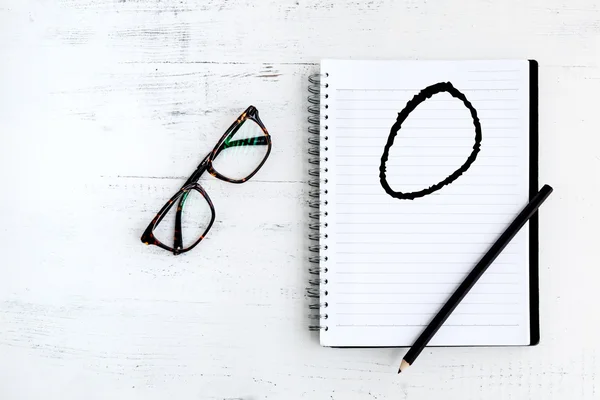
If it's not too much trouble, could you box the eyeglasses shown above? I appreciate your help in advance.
[141,105,272,255]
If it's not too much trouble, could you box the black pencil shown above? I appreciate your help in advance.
[398,184,553,374]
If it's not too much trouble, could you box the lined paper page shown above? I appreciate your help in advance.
[319,60,531,347]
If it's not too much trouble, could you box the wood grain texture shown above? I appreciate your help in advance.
[0,0,599,399]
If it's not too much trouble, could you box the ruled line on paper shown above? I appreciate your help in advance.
[336,301,521,305]
[334,171,520,177]
[336,324,520,327]
[335,242,499,245]
[335,164,518,168]
[336,204,519,207]
[335,221,515,224]
[334,200,519,204]
[336,282,519,285]
[336,292,521,295]
[337,160,518,163]
[335,232,506,236]
[337,312,520,316]
[335,182,518,186]
[335,117,519,120]
[333,126,519,130]
[335,251,518,255]
[332,272,518,276]
[335,212,517,215]
[335,99,519,103]
[336,192,518,196]
[336,146,516,150]
[335,260,516,265]
[334,274,519,277]
[335,88,520,91]
[331,270,519,277]
[335,272,519,275]
[467,79,520,82]
[468,69,521,73]
[336,108,521,111]
[335,137,519,140]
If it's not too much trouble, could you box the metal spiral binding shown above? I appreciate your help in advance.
[307,72,329,333]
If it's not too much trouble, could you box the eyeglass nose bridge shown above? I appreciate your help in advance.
[184,153,213,186]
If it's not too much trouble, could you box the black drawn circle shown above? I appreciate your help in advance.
[379,82,482,200]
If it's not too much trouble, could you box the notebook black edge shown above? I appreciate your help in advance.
[325,60,541,349]
[528,59,540,346]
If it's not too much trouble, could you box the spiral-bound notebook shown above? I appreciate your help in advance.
[307,59,539,347]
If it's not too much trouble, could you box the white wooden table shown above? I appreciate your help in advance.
[1,1,598,399]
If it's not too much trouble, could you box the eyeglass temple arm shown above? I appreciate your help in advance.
[214,135,269,158]
[173,190,191,253]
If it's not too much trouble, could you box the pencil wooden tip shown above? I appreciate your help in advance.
[398,359,410,374]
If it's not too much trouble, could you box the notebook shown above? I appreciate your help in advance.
[307,59,539,347]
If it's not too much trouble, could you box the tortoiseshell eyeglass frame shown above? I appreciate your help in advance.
[141,105,272,255]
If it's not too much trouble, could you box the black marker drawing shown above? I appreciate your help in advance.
[379,82,482,200]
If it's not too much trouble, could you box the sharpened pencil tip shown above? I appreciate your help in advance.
[398,359,410,374]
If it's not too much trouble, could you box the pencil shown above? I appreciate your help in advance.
[398,184,553,374]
